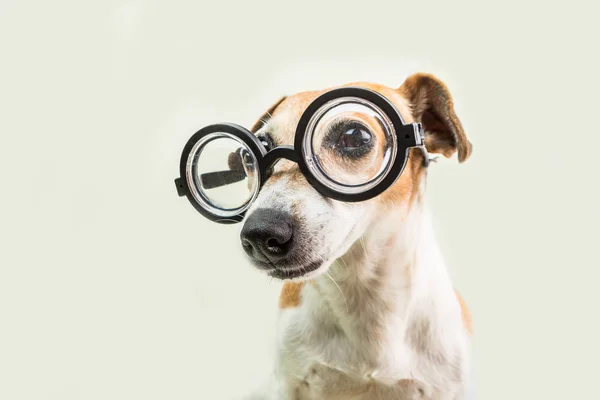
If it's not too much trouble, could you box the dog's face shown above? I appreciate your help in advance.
[240,74,472,280]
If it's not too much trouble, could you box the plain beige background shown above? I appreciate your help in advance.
[1,0,599,399]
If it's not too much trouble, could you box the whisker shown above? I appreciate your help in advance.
[359,236,369,263]
[339,256,349,271]
[333,260,344,273]
[325,271,348,313]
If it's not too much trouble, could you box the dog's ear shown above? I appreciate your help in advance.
[399,73,472,162]
[250,96,287,133]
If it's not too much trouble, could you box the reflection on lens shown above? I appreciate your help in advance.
[302,97,397,194]
[186,133,260,218]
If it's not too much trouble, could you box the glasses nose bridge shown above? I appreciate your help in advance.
[262,145,299,170]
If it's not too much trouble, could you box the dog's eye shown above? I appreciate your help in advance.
[337,127,372,149]
[323,121,374,158]
[241,148,254,166]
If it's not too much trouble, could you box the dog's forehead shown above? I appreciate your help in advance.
[261,82,414,145]
[260,90,321,145]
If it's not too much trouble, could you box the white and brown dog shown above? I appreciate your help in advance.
[238,73,473,400]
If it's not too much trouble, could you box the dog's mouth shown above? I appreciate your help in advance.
[249,259,323,280]
[267,261,322,280]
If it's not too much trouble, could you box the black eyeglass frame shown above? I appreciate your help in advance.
[174,87,427,224]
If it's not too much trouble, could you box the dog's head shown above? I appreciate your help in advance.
[240,73,472,280]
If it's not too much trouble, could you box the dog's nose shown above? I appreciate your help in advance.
[240,208,293,262]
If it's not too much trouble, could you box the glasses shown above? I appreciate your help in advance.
[174,87,427,223]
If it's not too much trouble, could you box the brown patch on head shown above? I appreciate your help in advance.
[252,91,325,185]
[260,90,324,145]
[260,82,411,146]
[279,281,305,308]
[250,96,287,133]
[455,290,473,335]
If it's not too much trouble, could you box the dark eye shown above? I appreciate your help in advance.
[337,127,372,149]
[323,121,374,158]
[241,149,254,166]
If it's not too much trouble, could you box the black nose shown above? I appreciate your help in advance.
[240,208,293,263]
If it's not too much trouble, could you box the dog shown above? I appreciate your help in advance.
[237,73,473,400]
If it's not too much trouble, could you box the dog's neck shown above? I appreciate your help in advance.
[306,198,453,377]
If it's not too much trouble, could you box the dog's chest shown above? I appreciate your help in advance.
[278,324,426,400]
[276,288,430,399]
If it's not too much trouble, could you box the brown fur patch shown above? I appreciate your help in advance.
[455,290,473,334]
[399,73,472,162]
[251,96,287,133]
[279,281,305,308]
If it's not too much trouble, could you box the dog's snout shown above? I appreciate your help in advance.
[240,209,293,262]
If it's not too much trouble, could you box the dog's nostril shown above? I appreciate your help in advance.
[266,237,283,248]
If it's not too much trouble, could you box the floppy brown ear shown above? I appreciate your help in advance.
[250,96,287,133]
[399,73,472,162]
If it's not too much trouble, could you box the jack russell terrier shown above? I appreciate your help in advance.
[239,74,473,400]
[177,73,474,399]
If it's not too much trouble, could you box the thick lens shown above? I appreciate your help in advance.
[302,97,397,194]
[186,133,260,218]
